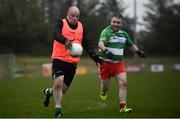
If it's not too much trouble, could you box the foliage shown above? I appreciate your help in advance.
[142,0,180,56]
[0,0,136,56]
[0,0,51,55]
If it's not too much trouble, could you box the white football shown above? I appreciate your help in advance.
[69,43,83,57]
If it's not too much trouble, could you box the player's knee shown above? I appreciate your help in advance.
[119,80,127,87]
[54,79,63,89]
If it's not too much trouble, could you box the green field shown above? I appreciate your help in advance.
[0,72,180,118]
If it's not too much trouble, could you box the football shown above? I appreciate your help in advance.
[69,43,83,57]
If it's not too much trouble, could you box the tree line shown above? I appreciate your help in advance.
[142,0,180,56]
[0,0,180,57]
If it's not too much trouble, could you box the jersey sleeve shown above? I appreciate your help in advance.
[99,28,109,43]
[124,32,133,47]
[53,18,67,44]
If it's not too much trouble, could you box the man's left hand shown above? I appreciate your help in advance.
[92,55,104,65]
[65,39,72,49]
[136,50,145,58]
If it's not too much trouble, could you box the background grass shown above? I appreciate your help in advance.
[0,72,180,118]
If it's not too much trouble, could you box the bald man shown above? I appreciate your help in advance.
[43,6,103,117]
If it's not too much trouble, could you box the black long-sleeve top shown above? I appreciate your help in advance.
[53,18,97,58]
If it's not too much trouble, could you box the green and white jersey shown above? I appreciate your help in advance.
[99,25,133,63]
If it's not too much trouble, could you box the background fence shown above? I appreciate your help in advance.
[0,55,180,79]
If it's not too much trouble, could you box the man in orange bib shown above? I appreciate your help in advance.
[43,6,103,117]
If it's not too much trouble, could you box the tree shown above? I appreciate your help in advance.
[0,0,51,55]
[0,0,135,56]
[142,0,180,56]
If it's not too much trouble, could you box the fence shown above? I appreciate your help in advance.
[0,56,180,79]
[0,54,16,79]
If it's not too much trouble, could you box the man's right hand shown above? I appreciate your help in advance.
[104,49,114,59]
[65,39,72,49]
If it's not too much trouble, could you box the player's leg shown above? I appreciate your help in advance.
[53,79,71,117]
[43,59,62,107]
[53,60,76,117]
[116,72,132,112]
[43,79,69,107]
[116,72,127,106]
[99,62,111,101]
[100,78,110,100]
[53,76,64,117]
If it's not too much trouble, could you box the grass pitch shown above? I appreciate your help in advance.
[0,72,180,118]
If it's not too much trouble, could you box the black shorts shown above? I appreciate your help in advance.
[52,59,77,87]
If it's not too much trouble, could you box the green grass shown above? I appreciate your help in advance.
[0,72,180,118]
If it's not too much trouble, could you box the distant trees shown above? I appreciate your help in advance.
[142,0,180,56]
[0,0,132,56]
[0,0,51,55]
[1,0,180,56]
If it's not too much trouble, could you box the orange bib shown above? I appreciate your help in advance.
[52,19,83,63]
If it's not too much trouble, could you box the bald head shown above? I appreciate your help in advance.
[67,6,80,25]
[68,6,80,15]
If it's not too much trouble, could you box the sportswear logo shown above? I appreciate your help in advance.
[110,36,126,43]
[70,31,75,34]
[57,71,62,73]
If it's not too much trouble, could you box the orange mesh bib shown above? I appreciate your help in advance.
[52,19,83,63]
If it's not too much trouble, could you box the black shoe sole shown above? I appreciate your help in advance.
[43,89,50,107]
[44,96,50,107]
